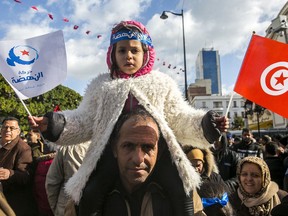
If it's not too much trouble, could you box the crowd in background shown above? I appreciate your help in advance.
[0,117,89,216]
[1,115,288,216]
[3,19,287,216]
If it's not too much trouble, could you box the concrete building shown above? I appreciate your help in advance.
[265,2,288,128]
[195,48,222,95]
[188,79,211,101]
[191,94,245,129]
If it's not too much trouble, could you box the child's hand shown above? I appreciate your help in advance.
[215,116,229,132]
[201,111,229,143]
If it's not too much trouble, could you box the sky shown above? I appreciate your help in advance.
[0,0,287,96]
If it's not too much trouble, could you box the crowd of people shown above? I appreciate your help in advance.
[2,113,288,216]
[1,19,288,216]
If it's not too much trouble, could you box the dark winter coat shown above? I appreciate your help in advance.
[212,135,241,193]
[265,156,286,190]
[232,141,263,159]
[102,180,172,216]
[0,136,37,216]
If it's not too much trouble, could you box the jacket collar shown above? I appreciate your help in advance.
[1,136,20,150]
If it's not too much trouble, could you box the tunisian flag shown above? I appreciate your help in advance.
[234,34,288,118]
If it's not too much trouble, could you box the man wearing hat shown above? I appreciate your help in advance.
[185,147,225,189]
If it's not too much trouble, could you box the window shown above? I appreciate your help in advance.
[202,101,206,108]
[213,101,222,108]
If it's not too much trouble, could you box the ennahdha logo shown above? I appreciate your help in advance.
[260,62,288,96]
[6,45,39,66]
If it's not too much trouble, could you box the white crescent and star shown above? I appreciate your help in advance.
[260,62,288,96]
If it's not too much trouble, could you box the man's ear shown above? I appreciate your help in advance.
[16,129,21,137]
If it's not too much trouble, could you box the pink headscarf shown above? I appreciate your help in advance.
[106,20,155,79]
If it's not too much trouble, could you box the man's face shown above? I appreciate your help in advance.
[242,131,253,145]
[1,120,20,143]
[113,116,159,193]
[191,159,204,174]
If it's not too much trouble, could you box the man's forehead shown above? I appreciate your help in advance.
[120,116,159,136]
[243,132,252,135]
[125,116,157,126]
[3,120,18,125]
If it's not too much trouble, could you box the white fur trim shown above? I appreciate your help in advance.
[59,71,209,202]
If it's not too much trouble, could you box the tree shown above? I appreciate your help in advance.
[232,116,244,130]
[0,74,82,132]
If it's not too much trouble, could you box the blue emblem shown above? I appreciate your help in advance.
[6,45,39,66]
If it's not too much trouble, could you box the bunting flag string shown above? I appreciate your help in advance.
[155,58,185,76]
[13,0,98,36]
[12,0,185,76]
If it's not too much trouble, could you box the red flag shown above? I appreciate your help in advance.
[31,6,38,11]
[234,34,288,118]
[53,105,61,112]
[63,18,69,22]
[48,13,54,20]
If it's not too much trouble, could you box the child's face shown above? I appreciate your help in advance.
[115,40,144,75]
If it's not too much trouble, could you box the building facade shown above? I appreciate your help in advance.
[265,1,288,128]
[195,48,222,95]
[187,79,211,101]
[191,94,245,129]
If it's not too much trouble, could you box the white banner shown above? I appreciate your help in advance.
[0,30,67,100]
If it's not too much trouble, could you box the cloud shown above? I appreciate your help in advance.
[0,0,287,95]
[148,0,287,92]
[65,37,107,80]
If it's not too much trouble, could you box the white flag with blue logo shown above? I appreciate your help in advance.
[0,30,67,100]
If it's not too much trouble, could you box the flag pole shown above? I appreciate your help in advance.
[218,91,235,142]
[3,78,46,141]
[17,96,47,143]
[18,97,33,117]
[4,77,34,119]
[225,91,235,118]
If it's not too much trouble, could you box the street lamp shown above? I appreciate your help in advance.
[160,9,188,100]
[244,100,253,128]
[244,99,265,138]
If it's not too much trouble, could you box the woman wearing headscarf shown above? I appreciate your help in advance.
[229,156,288,216]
